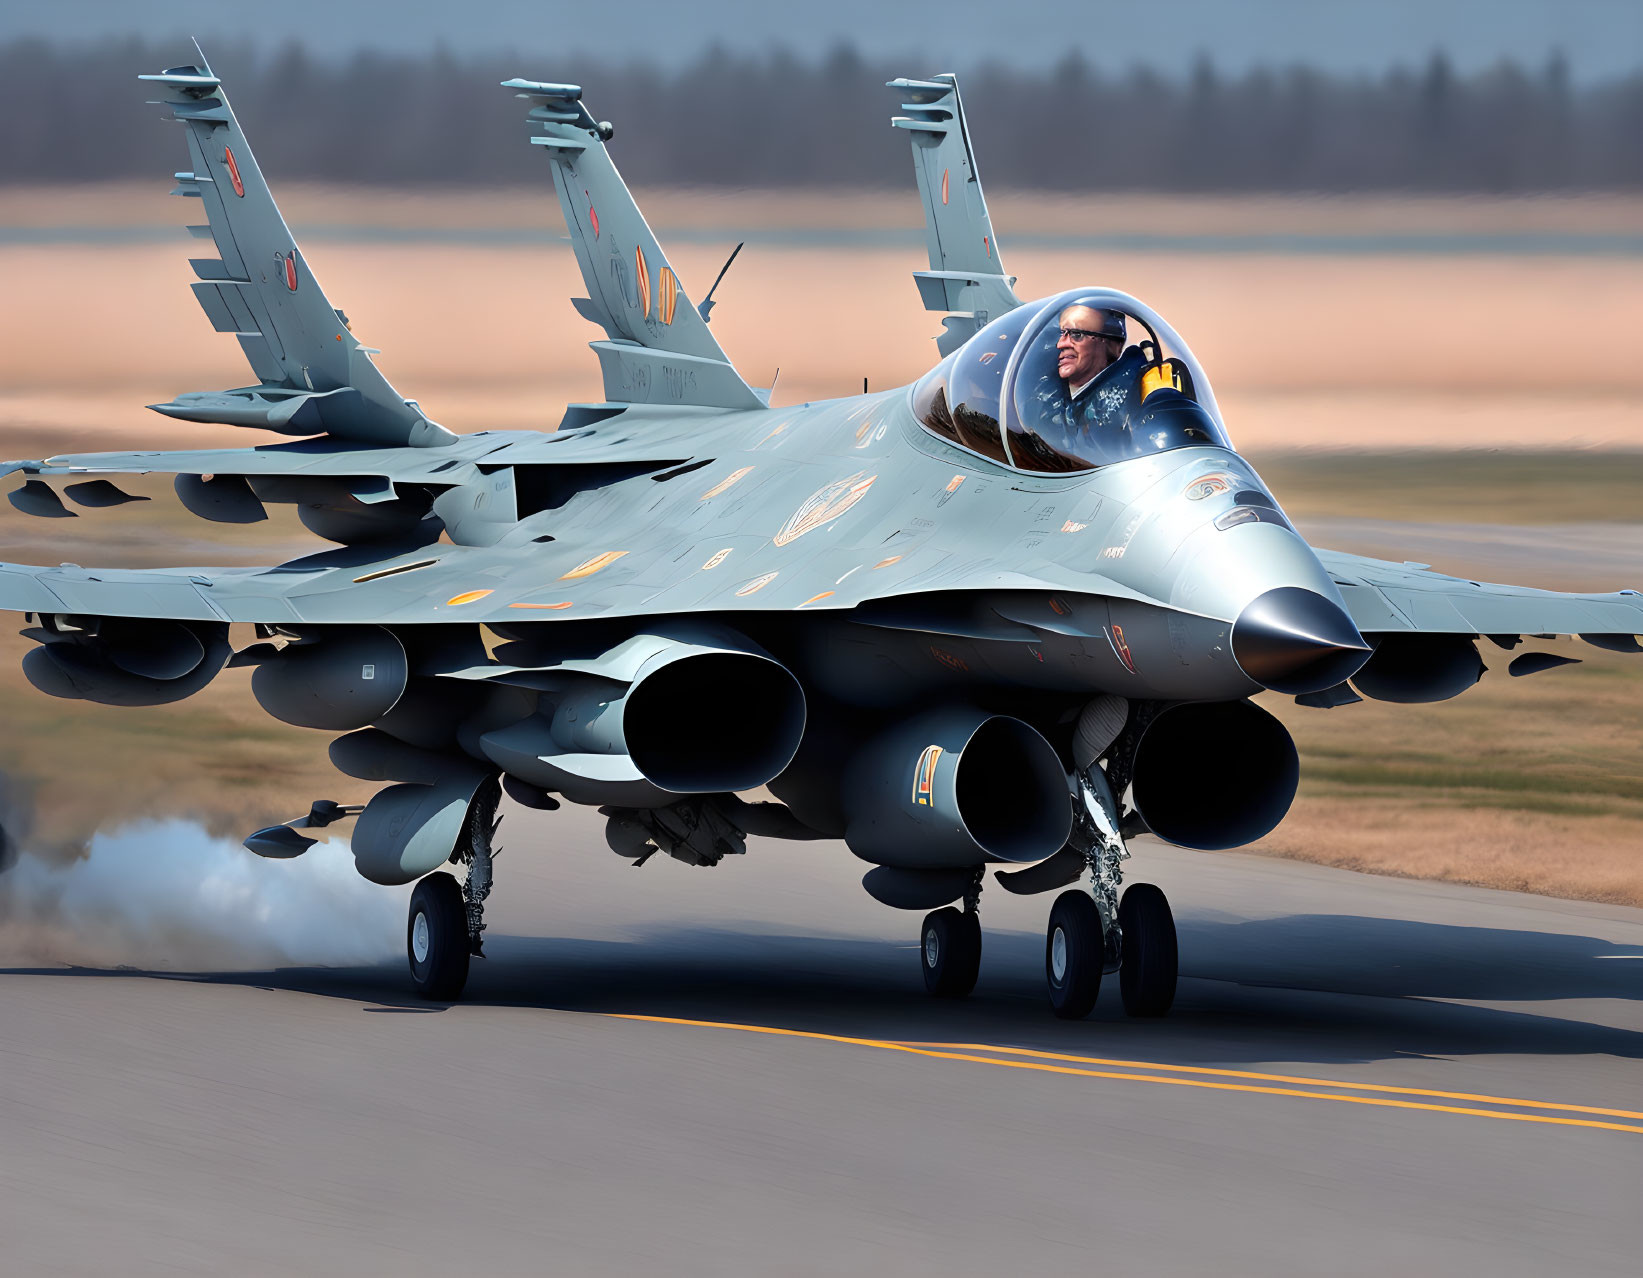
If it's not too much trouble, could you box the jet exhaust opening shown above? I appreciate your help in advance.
[953,717,1070,862]
[625,653,806,793]
[1131,699,1298,850]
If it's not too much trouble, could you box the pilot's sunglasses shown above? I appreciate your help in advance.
[1058,327,1104,342]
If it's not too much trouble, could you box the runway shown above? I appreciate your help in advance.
[1,802,1640,1275]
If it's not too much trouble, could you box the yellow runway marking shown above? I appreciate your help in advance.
[927,1042,1643,1122]
[611,1015,1643,1136]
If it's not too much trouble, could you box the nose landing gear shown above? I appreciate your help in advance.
[1117,881,1177,1017]
[1044,764,1178,1020]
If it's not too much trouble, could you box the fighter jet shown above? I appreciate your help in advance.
[3,59,1638,1015]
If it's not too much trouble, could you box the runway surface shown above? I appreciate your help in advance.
[2,802,1640,1275]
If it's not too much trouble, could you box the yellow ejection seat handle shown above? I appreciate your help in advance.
[1140,361,1182,400]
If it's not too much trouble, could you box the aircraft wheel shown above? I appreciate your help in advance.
[1046,890,1103,1019]
[408,871,470,1001]
[1118,883,1178,1017]
[921,907,981,998]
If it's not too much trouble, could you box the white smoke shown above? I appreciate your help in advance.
[0,819,408,970]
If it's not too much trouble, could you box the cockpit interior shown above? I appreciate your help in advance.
[910,288,1231,473]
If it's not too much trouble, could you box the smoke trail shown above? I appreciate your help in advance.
[0,819,408,970]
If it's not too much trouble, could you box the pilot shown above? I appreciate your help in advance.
[1053,305,1145,446]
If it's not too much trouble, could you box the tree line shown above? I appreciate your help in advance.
[0,38,1637,191]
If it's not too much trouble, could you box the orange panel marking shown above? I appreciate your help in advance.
[699,467,753,501]
[560,550,628,580]
[635,247,651,317]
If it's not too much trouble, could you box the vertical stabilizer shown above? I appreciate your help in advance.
[141,55,454,447]
[888,75,1022,355]
[503,79,764,412]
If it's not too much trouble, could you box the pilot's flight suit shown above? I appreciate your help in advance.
[1051,345,1147,456]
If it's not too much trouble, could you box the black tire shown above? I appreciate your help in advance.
[921,907,982,998]
[1046,890,1103,1019]
[408,871,470,1001]
[1118,882,1178,1017]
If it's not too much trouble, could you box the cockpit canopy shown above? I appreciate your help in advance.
[911,288,1231,473]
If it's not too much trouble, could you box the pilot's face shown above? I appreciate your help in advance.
[1057,306,1114,386]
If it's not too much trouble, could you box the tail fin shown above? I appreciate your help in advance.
[141,53,455,447]
[888,75,1022,356]
[502,79,764,412]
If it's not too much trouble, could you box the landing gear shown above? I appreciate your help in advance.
[920,871,983,997]
[408,872,470,1000]
[407,776,502,1002]
[1118,882,1177,1017]
[1041,758,1178,1020]
[1046,890,1103,1018]
[921,907,981,997]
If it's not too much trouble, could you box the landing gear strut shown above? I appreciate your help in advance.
[407,776,501,1001]
[921,870,983,997]
[1044,762,1178,1019]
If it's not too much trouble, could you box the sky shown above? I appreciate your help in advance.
[9,0,1641,82]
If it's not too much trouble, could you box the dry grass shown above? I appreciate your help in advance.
[1254,646,1643,906]
[1258,451,1643,524]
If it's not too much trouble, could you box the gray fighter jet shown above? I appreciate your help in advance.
[3,60,1638,1014]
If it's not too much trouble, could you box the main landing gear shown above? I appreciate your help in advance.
[1043,764,1178,1020]
[408,777,501,1001]
[921,871,984,997]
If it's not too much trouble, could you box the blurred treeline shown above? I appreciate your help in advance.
[2,38,1638,191]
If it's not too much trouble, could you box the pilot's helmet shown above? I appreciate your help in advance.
[1088,308,1127,343]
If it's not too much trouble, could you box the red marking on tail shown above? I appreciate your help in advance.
[223,146,245,198]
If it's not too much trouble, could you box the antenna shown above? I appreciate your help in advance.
[697,241,745,323]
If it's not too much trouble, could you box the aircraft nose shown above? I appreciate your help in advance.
[1231,587,1371,694]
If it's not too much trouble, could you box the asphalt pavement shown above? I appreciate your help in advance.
[1,801,1639,1276]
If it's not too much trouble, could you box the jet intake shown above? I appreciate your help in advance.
[1129,700,1298,850]
[478,631,806,806]
[841,709,1071,870]
[21,616,230,706]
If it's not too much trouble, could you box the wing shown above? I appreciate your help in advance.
[502,78,765,412]
[140,53,453,449]
[1319,548,1643,642]
[887,74,1022,355]
[1313,547,1642,703]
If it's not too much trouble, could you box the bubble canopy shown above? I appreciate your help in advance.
[910,288,1231,474]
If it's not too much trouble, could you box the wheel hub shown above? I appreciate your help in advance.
[411,910,430,964]
[1050,926,1068,983]
[924,927,940,968]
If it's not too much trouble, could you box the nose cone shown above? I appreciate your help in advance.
[1232,587,1371,694]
